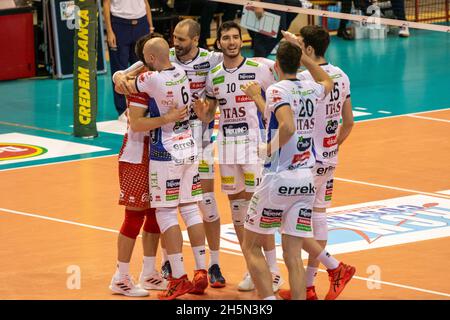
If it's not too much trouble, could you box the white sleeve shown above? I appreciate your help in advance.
[135,71,156,94]
[266,85,290,115]
[205,72,215,100]
[209,52,224,68]
[259,64,277,92]
[112,61,144,83]
[344,73,351,99]
[297,70,312,81]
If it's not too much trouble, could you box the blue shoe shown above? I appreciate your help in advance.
[208,264,226,288]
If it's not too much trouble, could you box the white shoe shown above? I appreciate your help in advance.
[238,272,255,291]
[272,272,284,293]
[109,274,149,297]
[118,112,127,123]
[139,271,168,290]
[399,26,410,37]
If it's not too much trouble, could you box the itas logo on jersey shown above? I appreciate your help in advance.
[278,183,315,196]
[323,135,337,147]
[296,118,315,131]
[222,123,249,137]
[238,73,256,80]
[222,107,246,119]
[326,120,338,134]
[326,103,341,117]
[235,95,253,103]
[193,62,210,70]
[190,81,206,90]
[297,137,311,152]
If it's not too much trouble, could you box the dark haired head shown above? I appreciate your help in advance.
[135,32,164,63]
[276,41,301,74]
[299,25,330,57]
[217,20,242,40]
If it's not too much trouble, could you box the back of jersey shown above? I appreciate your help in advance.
[298,63,351,165]
[136,64,196,161]
[265,79,326,173]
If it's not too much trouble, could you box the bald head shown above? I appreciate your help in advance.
[143,37,171,71]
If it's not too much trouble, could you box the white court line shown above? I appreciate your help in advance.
[357,107,450,123]
[378,110,392,114]
[334,177,450,199]
[1,206,450,298]
[354,107,367,111]
[406,114,450,123]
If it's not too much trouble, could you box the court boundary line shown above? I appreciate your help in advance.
[1,206,449,298]
[406,114,450,123]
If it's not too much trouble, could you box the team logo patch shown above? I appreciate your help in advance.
[235,95,253,103]
[193,61,210,70]
[326,120,339,134]
[191,174,202,196]
[323,135,337,147]
[0,143,47,161]
[244,172,255,187]
[260,208,283,228]
[238,73,256,80]
[297,137,312,152]
[296,208,312,232]
[222,123,249,137]
[166,179,180,201]
[325,179,334,201]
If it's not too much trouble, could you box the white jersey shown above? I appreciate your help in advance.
[298,63,351,165]
[169,47,223,145]
[205,58,276,163]
[136,64,197,162]
[264,79,326,172]
[118,92,150,164]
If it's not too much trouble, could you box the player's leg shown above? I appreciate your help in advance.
[180,163,208,294]
[281,234,305,300]
[150,160,193,300]
[140,208,168,290]
[242,229,275,299]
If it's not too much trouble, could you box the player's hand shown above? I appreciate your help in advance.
[240,81,262,100]
[164,104,187,123]
[124,79,138,94]
[114,73,132,94]
[281,30,300,47]
[255,7,264,19]
[193,98,209,118]
[150,26,155,34]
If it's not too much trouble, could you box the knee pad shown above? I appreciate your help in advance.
[155,207,179,233]
[143,208,160,234]
[312,210,328,241]
[180,204,203,228]
[231,199,248,226]
[120,209,145,239]
[198,192,220,223]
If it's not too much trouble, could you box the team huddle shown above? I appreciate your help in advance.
[110,18,355,300]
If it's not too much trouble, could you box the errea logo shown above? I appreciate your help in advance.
[0,143,47,161]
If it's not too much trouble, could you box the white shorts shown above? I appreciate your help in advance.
[149,160,202,207]
[313,163,336,209]
[198,142,215,180]
[219,163,262,195]
[244,168,315,238]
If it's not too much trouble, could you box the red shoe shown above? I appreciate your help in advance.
[189,269,208,295]
[307,286,318,300]
[325,262,356,300]
[278,286,318,300]
[278,289,291,300]
[158,274,193,300]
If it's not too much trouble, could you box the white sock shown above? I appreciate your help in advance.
[306,266,318,287]
[264,249,280,273]
[317,249,339,270]
[117,261,129,277]
[263,295,277,300]
[168,253,186,279]
[192,246,207,270]
[161,248,169,265]
[209,250,220,267]
[142,256,156,276]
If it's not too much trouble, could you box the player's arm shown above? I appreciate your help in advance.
[143,0,154,34]
[300,54,333,96]
[337,98,354,146]
[241,81,266,114]
[193,97,217,123]
[113,62,146,94]
[266,105,296,156]
[128,104,187,132]
[281,30,301,48]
